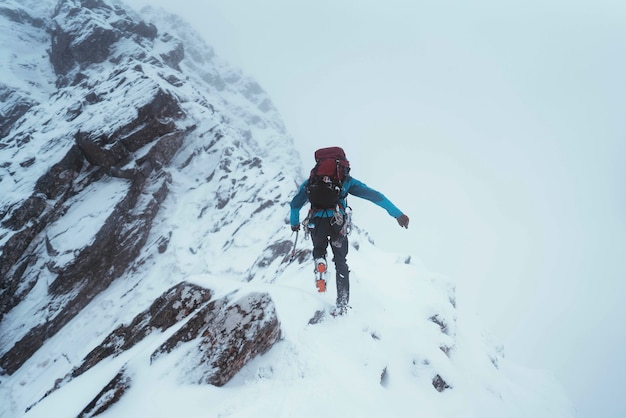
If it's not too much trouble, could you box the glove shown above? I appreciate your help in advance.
[291,224,300,232]
[396,214,409,229]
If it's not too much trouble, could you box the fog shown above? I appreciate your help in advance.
[125,1,626,416]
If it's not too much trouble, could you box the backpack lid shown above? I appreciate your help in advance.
[314,147,347,162]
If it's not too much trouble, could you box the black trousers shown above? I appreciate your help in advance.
[309,216,349,306]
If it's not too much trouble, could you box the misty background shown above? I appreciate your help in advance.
[124,0,626,416]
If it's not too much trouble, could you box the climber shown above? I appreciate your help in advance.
[290,147,409,316]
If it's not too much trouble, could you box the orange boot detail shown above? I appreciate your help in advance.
[314,258,327,293]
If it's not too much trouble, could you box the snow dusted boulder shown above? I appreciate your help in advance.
[73,281,213,378]
[43,291,280,416]
[151,291,281,386]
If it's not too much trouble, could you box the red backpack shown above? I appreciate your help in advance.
[306,147,350,209]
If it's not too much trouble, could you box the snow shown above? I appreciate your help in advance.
[0,1,574,417]
[13,233,573,418]
[46,178,129,267]
[0,1,55,100]
[3,213,573,418]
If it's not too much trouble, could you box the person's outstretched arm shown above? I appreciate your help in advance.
[346,177,409,228]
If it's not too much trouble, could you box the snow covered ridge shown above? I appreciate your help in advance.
[0,1,573,417]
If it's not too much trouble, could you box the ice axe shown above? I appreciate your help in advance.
[290,228,299,262]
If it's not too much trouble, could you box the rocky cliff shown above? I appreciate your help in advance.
[1,0,297,412]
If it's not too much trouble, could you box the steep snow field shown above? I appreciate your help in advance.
[21,229,573,418]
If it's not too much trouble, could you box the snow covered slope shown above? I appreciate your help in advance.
[0,1,573,417]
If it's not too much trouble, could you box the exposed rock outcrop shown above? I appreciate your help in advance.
[77,368,132,418]
[151,291,281,386]
[29,287,281,416]
[73,281,213,378]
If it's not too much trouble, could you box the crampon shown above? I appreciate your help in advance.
[315,258,327,293]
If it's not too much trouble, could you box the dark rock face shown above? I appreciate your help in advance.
[0,144,83,284]
[0,144,84,322]
[151,292,281,386]
[0,0,289,409]
[77,368,132,418]
[0,87,36,138]
[0,0,201,375]
[49,0,161,77]
[0,127,191,374]
[50,3,118,75]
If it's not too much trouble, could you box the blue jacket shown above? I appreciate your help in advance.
[290,176,403,226]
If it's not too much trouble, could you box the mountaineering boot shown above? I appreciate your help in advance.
[330,303,348,317]
[315,258,327,293]
[331,280,349,316]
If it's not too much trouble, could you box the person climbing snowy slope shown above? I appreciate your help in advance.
[290,147,410,315]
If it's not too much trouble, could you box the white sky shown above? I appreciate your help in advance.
[125,1,626,416]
